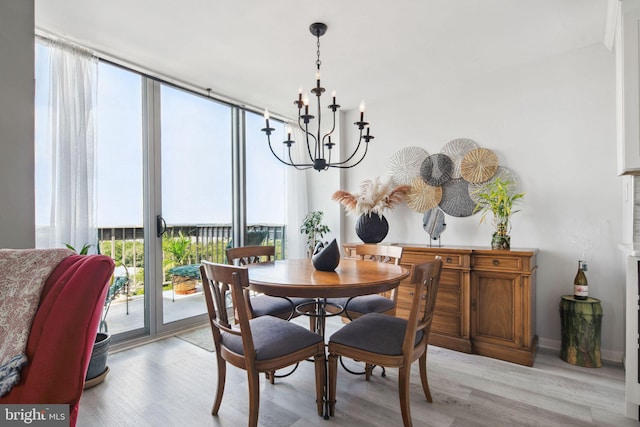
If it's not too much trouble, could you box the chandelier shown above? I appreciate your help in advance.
[262,22,374,171]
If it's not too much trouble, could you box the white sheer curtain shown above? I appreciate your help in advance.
[36,39,98,251]
[285,126,309,259]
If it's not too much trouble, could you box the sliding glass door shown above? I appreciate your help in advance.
[159,84,232,325]
[95,62,145,336]
[36,38,289,342]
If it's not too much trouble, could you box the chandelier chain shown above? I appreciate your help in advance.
[316,36,321,70]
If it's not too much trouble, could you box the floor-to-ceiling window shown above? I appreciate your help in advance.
[35,38,288,343]
[245,110,286,256]
[95,61,144,335]
[159,84,232,324]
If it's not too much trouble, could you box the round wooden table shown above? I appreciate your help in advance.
[248,257,410,419]
[247,258,410,299]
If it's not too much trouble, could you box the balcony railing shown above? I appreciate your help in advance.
[98,224,286,294]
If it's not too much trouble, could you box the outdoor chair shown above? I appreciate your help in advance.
[99,268,130,333]
[199,261,325,427]
[327,258,442,427]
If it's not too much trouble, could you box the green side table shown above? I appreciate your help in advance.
[559,295,603,368]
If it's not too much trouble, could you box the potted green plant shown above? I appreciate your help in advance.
[163,231,197,294]
[300,211,331,258]
[472,178,525,250]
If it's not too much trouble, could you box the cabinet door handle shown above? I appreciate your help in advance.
[492,259,499,266]
[445,257,452,263]
[472,299,476,311]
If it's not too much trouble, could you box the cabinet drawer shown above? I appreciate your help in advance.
[401,251,438,264]
[473,255,525,271]
[432,312,461,336]
[435,289,461,312]
[396,282,413,311]
[402,285,460,312]
[440,269,462,289]
[401,251,466,268]
[437,253,465,268]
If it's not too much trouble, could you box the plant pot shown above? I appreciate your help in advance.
[172,275,197,294]
[85,332,110,388]
[355,213,389,243]
[491,233,510,250]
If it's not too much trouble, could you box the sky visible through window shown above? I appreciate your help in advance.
[35,45,286,228]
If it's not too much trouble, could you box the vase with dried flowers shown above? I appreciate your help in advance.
[333,177,410,243]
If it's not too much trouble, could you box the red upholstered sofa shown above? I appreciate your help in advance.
[0,254,115,426]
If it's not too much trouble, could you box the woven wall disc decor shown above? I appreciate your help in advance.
[406,178,443,212]
[460,148,498,183]
[387,147,429,186]
[468,166,518,206]
[439,178,476,217]
[441,138,479,179]
[420,153,453,186]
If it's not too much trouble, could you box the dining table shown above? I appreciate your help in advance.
[248,257,410,332]
[247,257,410,419]
[248,257,409,298]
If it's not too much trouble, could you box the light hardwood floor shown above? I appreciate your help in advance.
[78,320,639,427]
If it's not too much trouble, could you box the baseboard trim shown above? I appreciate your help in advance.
[538,337,623,365]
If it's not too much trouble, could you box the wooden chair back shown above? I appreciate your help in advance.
[354,244,404,307]
[355,244,403,265]
[226,245,275,266]
[225,246,279,321]
[402,258,442,357]
[200,261,255,357]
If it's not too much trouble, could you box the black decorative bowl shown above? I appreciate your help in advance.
[312,238,340,271]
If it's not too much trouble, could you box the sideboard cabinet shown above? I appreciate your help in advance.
[343,243,538,366]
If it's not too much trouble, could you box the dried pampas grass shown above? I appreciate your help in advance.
[332,177,410,216]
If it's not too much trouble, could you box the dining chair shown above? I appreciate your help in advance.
[226,245,312,320]
[328,244,404,320]
[327,258,442,427]
[199,261,326,427]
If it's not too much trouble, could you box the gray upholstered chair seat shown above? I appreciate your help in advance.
[223,315,323,360]
[330,295,395,314]
[329,312,423,356]
[250,295,313,317]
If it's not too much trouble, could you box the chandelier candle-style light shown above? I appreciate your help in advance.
[262,22,374,171]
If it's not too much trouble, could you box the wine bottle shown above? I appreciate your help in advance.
[573,260,588,300]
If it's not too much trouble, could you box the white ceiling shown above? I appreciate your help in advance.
[35,0,608,117]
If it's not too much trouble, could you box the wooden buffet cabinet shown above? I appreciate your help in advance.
[343,243,538,366]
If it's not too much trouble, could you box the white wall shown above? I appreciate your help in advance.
[305,111,346,248]
[309,43,623,360]
[0,1,35,248]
